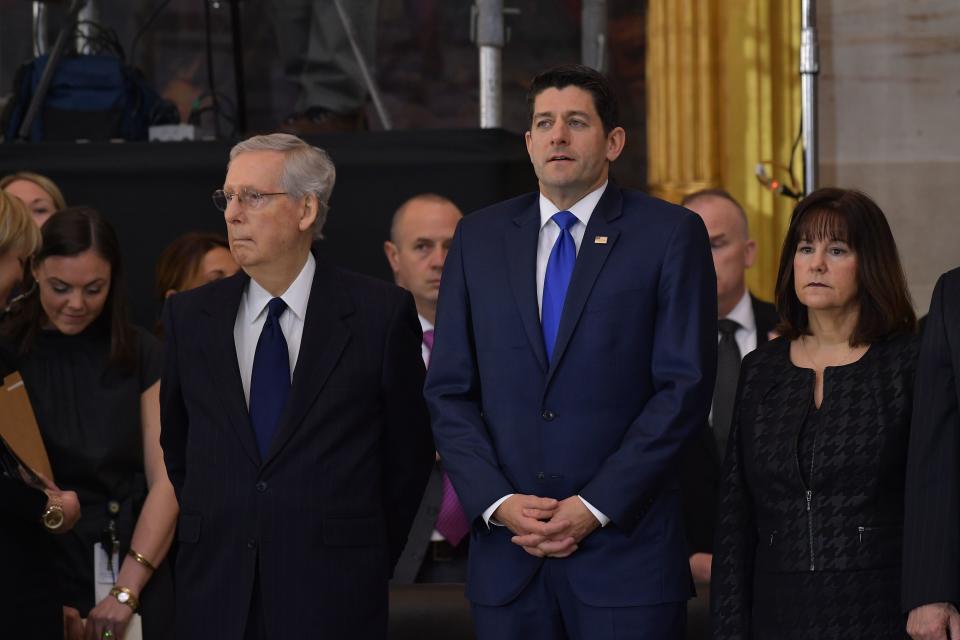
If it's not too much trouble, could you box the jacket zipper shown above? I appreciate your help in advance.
[806,489,814,571]
[805,386,819,572]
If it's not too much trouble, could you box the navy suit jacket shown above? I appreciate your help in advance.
[425,184,717,607]
[160,249,434,638]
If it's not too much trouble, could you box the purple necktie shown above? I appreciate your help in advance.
[423,328,470,546]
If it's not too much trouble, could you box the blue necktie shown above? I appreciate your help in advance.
[249,297,290,456]
[542,211,578,361]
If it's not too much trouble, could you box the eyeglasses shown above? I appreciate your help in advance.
[212,188,288,212]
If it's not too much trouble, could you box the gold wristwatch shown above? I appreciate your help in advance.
[41,499,64,531]
[109,586,140,612]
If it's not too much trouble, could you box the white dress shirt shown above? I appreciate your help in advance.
[234,253,316,407]
[483,182,611,528]
[420,314,448,543]
[722,289,758,359]
[419,314,433,366]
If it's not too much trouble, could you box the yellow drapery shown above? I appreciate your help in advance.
[646,0,801,300]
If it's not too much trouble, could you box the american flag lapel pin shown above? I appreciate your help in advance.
[594,235,608,244]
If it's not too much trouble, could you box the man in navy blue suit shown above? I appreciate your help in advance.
[424,64,717,639]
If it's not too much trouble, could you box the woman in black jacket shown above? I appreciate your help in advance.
[711,188,918,639]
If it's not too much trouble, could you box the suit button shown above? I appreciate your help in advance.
[537,472,545,480]
[541,410,556,421]
[256,481,268,493]
[247,539,257,549]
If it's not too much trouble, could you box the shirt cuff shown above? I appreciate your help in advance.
[578,495,610,527]
[482,494,513,528]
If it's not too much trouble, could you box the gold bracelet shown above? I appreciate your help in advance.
[109,586,140,612]
[127,548,157,572]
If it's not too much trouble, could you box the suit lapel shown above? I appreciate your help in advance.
[545,186,622,386]
[506,199,549,372]
[199,272,262,467]
[262,255,352,468]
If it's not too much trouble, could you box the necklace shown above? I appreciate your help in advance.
[799,334,857,371]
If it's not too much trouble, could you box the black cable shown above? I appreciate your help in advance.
[74,20,125,58]
[129,0,173,66]
[203,0,222,138]
[787,119,803,194]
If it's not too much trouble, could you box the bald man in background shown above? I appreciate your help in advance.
[385,194,470,583]
[679,189,778,585]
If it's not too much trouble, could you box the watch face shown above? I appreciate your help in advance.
[116,592,130,604]
[43,507,64,530]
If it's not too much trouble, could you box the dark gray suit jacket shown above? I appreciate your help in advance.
[903,267,960,611]
[160,249,434,638]
[392,465,444,583]
[680,294,778,554]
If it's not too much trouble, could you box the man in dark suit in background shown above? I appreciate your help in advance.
[679,189,779,585]
[160,133,434,639]
[425,64,716,639]
[904,267,960,640]
[384,193,470,584]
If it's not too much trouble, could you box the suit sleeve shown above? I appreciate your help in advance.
[710,370,756,640]
[380,290,435,568]
[579,211,717,527]
[0,475,47,523]
[159,296,188,503]
[424,223,517,523]
[902,273,960,611]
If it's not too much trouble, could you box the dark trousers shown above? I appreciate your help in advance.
[471,560,686,640]
[416,539,469,583]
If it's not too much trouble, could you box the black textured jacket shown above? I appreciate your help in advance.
[712,332,919,637]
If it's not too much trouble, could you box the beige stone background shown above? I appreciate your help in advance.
[819,0,960,314]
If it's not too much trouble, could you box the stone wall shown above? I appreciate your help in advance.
[819,0,960,313]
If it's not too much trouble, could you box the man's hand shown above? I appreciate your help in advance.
[907,602,960,640]
[511,496,600,559]
[492,494,559,537]
[689,552,712,584]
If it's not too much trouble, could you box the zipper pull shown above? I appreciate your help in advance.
[858,526,864,544]
[805,490,812,511]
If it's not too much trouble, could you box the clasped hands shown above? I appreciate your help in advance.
[493,494,600,558]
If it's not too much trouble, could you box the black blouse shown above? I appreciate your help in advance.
[0,323,162,614]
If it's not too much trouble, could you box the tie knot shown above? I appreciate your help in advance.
[267,297,287,320]
[422,328,435,351]
[551,210,578,232]
[718,318,741,337]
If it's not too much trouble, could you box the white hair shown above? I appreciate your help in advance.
[229,133,336,238]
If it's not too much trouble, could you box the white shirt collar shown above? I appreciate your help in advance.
[538,181,608,231]
[724,289,755,334]
[244,253,316,324]
[418,314,434,333]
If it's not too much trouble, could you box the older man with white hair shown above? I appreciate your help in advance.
[160,133,434,639]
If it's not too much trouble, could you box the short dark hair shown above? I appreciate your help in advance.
[527,64,619,134]
[774,188,916,345]
[4,207,137,372]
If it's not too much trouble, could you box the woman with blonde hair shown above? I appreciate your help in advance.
[1,171,67,227]
[0,191,41,307]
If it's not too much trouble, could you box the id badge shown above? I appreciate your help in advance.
[93,542,119,585]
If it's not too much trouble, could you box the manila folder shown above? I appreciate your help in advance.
[0,372,53,480]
